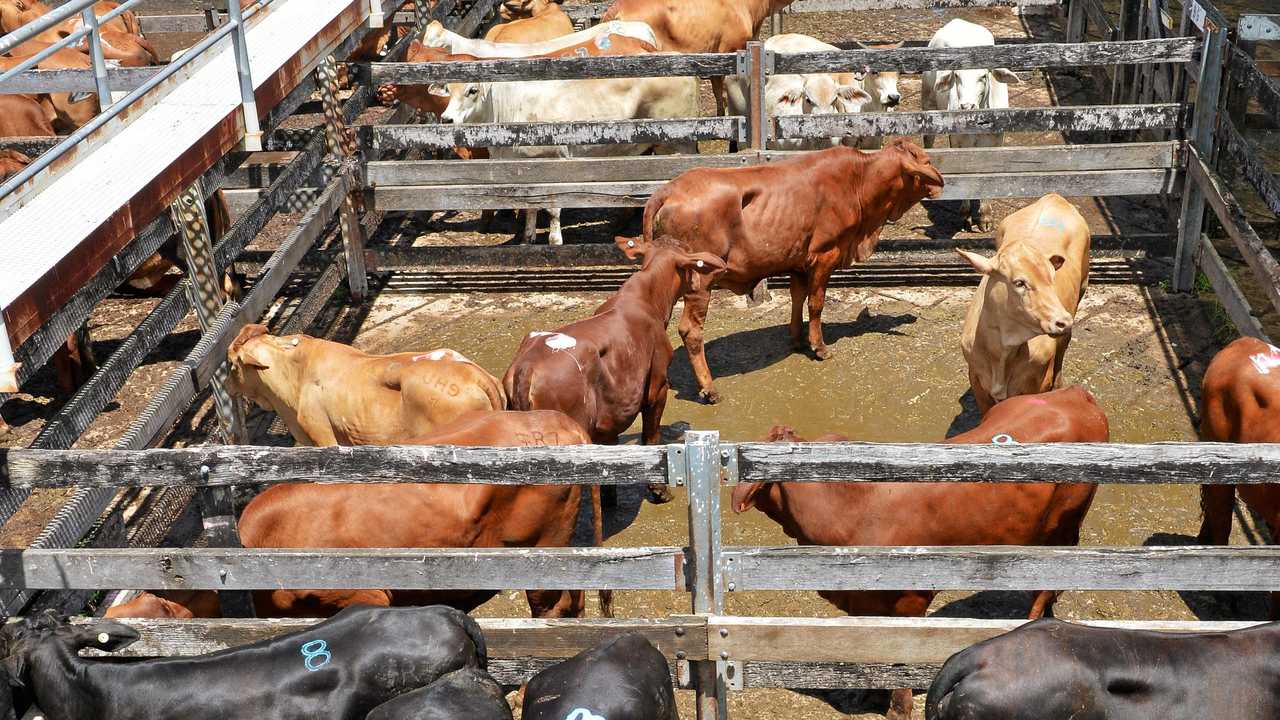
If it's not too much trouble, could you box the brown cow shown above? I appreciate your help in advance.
[0,0,140,39]
[601,0,797,112]
[0,96,54,138]
[732,385,1106,720]
[958,193,1091,415]
[626,140,944,403]
[505,239,726,503]
[227,324,506,446]
[0,149,35,179]
[105,592,196,620]
[485,0,572,42]
[1197,337,1280,616]
[1,45,98,132]
[240,410,605,618]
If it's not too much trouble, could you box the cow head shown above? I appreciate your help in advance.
[0,363,18,394]
[854,42,903,110]
[933,67,1021,111]
[772,75,871,120]
[433,82,491,125]
[1,611,140,689]
[421,20,449,48]
[957,243,1074,340]
[882,140,944,221]
[226,324,297,409]
[499,0,560,20]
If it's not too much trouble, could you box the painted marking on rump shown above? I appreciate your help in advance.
[565,710,607,720]
[991,433,1019,445]
[1250,345,1280,375]
[300,639,332,671]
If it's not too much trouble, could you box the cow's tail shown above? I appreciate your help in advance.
[923,645,977,719]
[590,484,614,618]
[641,188,668,244]
[457,608,490,670]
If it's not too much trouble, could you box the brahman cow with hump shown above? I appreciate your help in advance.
[732,385,1107,720]
[0,606,486,720]
[958,193,1090,415]
[922,18,1022,231]
[434,71,697,246]
[1197,337,1280,615]
[505,238,726,502]
[626,140,943,403]
[927,618,1280,720]
[226,324,505,446]
[239,409,608,618]
[726,33,872,151]
[421,18,657,57]
[485,0,572,42]
[521,634,678,720]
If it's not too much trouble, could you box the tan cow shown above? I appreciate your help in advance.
[1,363,17,393]
[0,94,53,138]
[1,46,98,132]
[485,0,572,43]
[0,0,140,39]
[958,193,1090,414]
[226,324,506,445]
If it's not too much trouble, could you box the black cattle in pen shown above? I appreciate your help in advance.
[365,666,512,720]
[521,633,678,720]
[926,617,1280,720]
[0,605,486,720]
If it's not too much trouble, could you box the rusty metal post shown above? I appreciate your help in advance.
[169,181,255,619]
[684,431,727,720]
[745,41,769,151]
[316,53,369,302]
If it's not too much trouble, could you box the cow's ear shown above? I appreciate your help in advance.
[956,248,996,275]
[779,87,804,105]
[427,83,451,97]
[615,235,645,261]
[680,252,727,276]
[991,68,1022,85]
[232,336,275,370]
[2,654,24,689]
[838,85,872,106]
[70,623,140,653]
[934,71,956,92]
[731,482,767,513]
[1049,254,1066,271]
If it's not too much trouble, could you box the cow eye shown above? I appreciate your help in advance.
[466,86,479,96]
[1013,279,1028,289]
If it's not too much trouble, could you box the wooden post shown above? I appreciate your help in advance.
[168,182,255,619]
[745,41,768,151]
[684,431,727,720]
[316,54,368,302]
[1066,0,1087,43]
[1173,20,1227,292]
[1227,15,1274,133]
[770,11,782,36]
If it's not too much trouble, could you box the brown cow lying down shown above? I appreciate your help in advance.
[227,324,505,445]
[626,140,944,404]
[959,193,1091,415]
[486,0,572,42]
[111,410,607,620]
[733,385,1107,720]
[505,239,726,503]
[1198,337,1280,616]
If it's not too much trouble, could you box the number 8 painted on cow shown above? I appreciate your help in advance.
[301,639,332,671]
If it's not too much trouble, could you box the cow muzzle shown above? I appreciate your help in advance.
[1043,316,1073,337]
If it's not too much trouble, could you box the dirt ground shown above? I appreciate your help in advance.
[1,1,1277,718]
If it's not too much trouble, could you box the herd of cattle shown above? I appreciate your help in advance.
[4,0,1280,718]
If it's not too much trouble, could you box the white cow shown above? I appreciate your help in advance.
[851,41,902,150]
[725,34,871,151]
[421,19,658,57]
[922,18,1022,231]
[433,74,698,244]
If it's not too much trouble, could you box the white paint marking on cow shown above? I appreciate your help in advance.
[545,333,578,350]
[991,433,1019,445]
[1249,345,1280,375]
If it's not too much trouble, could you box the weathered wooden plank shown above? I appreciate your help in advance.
[371,169,1175,210]
[1083,0,1117,37]
[0,443,668,489]
[564,0,1060,19]
[742,661,942,689]
[363,143,1176,186]
[1229,47,1280,128]
[1187,149,1280,318]
[369,118,740,151]
[0,136,58,156]
[723,545,1280,591]
[777,104,1182,137]
[1217,117,1280,216]
[774,38,1193,75]
[0,66,158,94]
[1199,234,1271,342]
[735,440,1280,484]
[0,547,685,591]
[366,53,737,84]
[74,617,708,660]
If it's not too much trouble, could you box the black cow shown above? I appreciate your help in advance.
[522,634,677,720]
[1,605,486,720]
[926,618,1280,720]
[366,667,512,720]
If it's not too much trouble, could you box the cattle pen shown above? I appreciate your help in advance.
[0,0,1279,717]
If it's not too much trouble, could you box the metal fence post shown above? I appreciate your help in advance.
[744,41,769,151]
[684,430,727,720]
[226,0,263,151]
[316,54,369,302]
[80,6,111,109]
[168,181,255,619]
[1173,21,1226,292]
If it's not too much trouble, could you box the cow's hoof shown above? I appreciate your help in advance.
[699,387,722,405]
[646,484,674,505]
[813,346,832,360]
